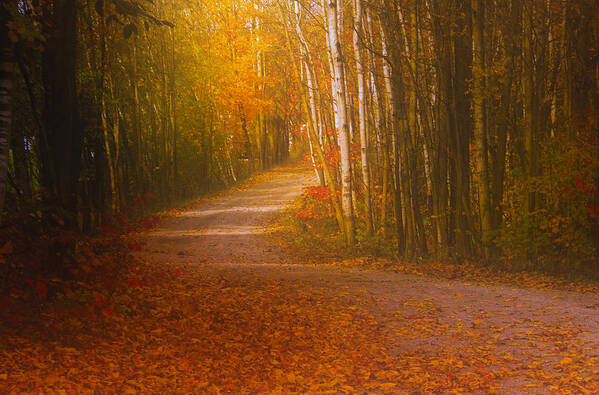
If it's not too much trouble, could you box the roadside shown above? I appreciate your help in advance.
[1,163,598,393]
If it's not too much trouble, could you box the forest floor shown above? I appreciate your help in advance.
[1,163,599,393]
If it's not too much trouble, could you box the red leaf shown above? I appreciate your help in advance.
[127,242,143,251]
[127,279,144,288]
[36,281,48,298]
[94,293,106,307]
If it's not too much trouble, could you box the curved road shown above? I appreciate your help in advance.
[139,164,599,393]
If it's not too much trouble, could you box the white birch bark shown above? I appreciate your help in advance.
[352,0,373,234]
[325,0,355,245]
[293,0,324,186]
[279,1,344,229]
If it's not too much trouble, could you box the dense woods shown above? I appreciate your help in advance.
[1,0,598,272]
[284,0,599,272]
[2,2,599,392]
[0,0,296,233]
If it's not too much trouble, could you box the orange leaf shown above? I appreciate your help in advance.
[0,241,13,255]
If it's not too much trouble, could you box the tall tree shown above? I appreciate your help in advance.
[352,0,373,235]
[0,7,14,219]
[471,0,493,258]
[326,0,355,246]
[40,0,82,221]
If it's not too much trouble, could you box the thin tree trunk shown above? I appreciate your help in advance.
[0,17,14,219]
[365,8,388,235]
[380,15,405,255]
[326,0,355,246]
[471,0,493,258]
[352,0,373,234]
[282,0,344,230]
[292,1,325,186]
[522,0,537,212]
[41,0,82,220]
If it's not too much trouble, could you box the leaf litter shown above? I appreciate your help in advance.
[1,166,599,393]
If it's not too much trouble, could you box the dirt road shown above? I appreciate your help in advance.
[139,164,599,393]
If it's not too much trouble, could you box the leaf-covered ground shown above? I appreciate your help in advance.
[1,165,599,393]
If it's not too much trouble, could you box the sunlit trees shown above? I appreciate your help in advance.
[352,0,372,235]
[283,0,597,267]
[2,0,296,233]
[1,0,597,268]
[325,0,355,246]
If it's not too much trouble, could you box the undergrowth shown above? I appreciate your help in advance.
[279,185,599,293]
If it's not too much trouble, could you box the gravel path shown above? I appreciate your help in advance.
[139,165,599,393]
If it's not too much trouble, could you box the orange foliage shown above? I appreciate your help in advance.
[294,186,336,220]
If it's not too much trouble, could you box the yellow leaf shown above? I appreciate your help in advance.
[560,357,573,365]
[0,373,7,380]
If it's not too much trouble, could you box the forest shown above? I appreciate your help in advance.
[0,0,599,392]
[1,0,597,271]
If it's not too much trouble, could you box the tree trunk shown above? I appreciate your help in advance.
[283,1,344,230]
[326,0,355,246]
[352,0,373,234]
[0,13,14,220]
[41,0,82,222]
[380,13,405,255]
[522,0,537,213]
[471,0,493,258]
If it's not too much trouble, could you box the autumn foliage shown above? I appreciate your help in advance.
[293,186,336,220]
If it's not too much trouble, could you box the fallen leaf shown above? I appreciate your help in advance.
[0,241,13,254]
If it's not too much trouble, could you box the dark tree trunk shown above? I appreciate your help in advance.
[0,7,15,220]
[40,0,82,223]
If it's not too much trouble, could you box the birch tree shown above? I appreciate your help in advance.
[352,0,373,234]
[325,0,355,246]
